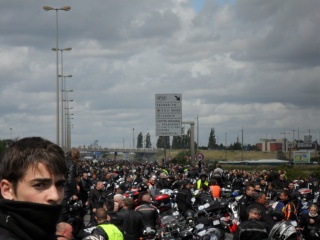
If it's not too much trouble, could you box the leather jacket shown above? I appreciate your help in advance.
[234,218,269,240]
[176,188,193,213]
[64,158,78,198]
[135,201,159,228]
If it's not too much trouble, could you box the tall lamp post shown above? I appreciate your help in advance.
[133,128,135,149]
[66,117,74,150]
[43,5,71,145]
[59,75,72,149]
[65,107,73,147]
[64,98,73,150]
[54,47,72,146]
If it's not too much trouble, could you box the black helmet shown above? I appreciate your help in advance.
[184,209,195,220]
[138,182,148,192]
[200,172,208,178]
[179,230,193,240]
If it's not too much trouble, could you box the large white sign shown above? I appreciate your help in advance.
[155,94,182,136]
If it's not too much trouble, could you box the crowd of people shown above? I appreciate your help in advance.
[0,136,319,240]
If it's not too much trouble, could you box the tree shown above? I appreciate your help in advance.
[145,132,152,148]
[137,132,143,148]
[181,128,191,149]
[172,136,182,149]
[208,128,217,149]
[229,142,242,150]
[156,136,170,148]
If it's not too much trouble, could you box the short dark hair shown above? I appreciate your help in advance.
[123,198,134,209]
[245,182,255,191]
[0,137,67,194]
[95,208,108,221]
[252,191,266,201]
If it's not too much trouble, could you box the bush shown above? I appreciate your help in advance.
[171,150,190,165]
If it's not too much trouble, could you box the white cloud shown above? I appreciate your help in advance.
[0,0,319,149]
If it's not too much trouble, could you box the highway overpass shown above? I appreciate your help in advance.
[78,147,161,160]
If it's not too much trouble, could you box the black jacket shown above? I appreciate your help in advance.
[176,188,193,213]
[64,158,78,198]
[238,194,254,222]
[122,209,144,240]
[246,202,274,229]
[0,199,61,240]
[88,188,105,210]
[234,218,269,240]
[299,213,320,239]
[135,201,159,228]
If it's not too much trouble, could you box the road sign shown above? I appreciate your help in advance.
[155,94,182,136]
[195,152,204,161]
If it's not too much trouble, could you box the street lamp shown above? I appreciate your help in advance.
[64,98,73,149]
[54,48,72,146]
[133,128,135,149]
[59,75,72,149]
[43,5,71,146]
[66,117,74,150]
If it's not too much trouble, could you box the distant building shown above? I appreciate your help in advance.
[257,138,286,152]
[257,135,316,152]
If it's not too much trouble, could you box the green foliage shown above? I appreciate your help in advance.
[137,132,143,148]
[229,142,242,150]
[171,150,190,164]
[276,150,287,160]
[208,128,217,149]
[156,136,170,149]
[172,136,182,149]
[145,132,152,148]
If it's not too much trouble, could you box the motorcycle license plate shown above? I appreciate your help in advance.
[213,219,220,225]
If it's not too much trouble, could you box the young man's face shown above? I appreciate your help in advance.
[1,163,65,205]
[279,193,288,201]
[246,186,254,196]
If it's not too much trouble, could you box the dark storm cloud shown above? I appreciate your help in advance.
[232,0,320,68]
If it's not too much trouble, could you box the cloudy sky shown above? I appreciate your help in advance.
[0,0,319,149]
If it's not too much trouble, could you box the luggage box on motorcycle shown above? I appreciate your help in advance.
[154,194,170,206]
[124,190,139,198]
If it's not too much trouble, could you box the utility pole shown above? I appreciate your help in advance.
[292,130,295,148]
[197,115,199,153]
[182,121,195,166]
[225,132,227,161]
[280,132,290,159]
[241,128,244,161]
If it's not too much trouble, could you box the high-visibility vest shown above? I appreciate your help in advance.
[197,179,208,189]
[99,223,124,240]
[162,169,169,175]
[282,202,297,221]
[210,185,221,198]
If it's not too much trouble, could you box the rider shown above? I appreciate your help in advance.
[135,194,159,229]
[196,173,209,190]
[176,180,193,214]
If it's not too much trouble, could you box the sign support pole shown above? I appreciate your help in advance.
[183,121,195,166]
